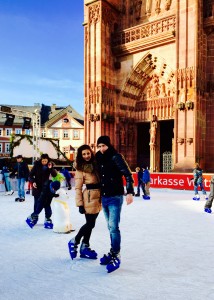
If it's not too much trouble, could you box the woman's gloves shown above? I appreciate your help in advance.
[79,206,85,214]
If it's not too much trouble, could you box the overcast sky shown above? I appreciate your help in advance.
[0,0,84,114]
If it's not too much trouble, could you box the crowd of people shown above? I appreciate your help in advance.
[0,135,213,274]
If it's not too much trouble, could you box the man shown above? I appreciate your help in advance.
[10,155,29,202]
[95,135,134,273]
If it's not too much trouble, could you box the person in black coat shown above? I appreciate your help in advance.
[95,135,134,273]
[10,155,29,202]
[28,153,57,215]
[26,180,60,229]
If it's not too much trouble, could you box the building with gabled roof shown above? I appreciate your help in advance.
[0,103,84,160]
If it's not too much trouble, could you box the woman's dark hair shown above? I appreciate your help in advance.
[75,144,94,170]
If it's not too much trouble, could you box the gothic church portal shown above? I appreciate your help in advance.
[84,0,214,172]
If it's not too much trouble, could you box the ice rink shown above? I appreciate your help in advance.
[0,188,214,300]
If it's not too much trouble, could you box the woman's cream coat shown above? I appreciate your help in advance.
[75,170,101,214]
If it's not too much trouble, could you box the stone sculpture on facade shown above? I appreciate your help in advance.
[150,120,157,150]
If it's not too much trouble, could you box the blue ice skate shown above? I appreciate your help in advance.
[44,218,53,229]
[204,208,212,214]
[143,195,150,200]
[80,243,97,259]
[68,238,78,260]
[106,254,121,273]
[26,216,38,229]
[192,195,200,201]
[100,252,112,265]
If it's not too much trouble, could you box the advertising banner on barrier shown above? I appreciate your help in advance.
[132,173,213,190]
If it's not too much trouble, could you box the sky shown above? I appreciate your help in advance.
[1,186,214,300]
[0,0,84,115]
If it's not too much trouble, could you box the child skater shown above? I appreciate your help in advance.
[68,144,101,260]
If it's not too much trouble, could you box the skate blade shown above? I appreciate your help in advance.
[26,219,34,229]
[106,265,120,273]
[44,224,53,229]
[80,254,97,259]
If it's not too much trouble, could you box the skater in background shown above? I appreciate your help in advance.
[27,153,58,227]
[2,166,14,195]
[26,181,33,195]
[192,162,208,200]
[68,144,101,260]
[96,135,134,273]
[142,165,151,200]
[204,175,214,213]
[60,167,72,190]
[26,180,61,228]
[135,167,143,197]
[10,155,29,202]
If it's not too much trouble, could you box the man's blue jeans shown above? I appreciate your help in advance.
[17,178,26,198]
[194,182,206,195]
[4,173,12,191]
[102,195,123,254]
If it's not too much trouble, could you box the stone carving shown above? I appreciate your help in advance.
[135,1,142,20]
[160,83,167,97]
[155,0,161,14]
[186,138,193,145]
[165,0,172,11]
[89,3,100,24]
[150,121,157,149]
[120,127,126,145]
[177,137,184,145]
[128,125,134,145]
[116,15,175,46]
[146,0,152,16]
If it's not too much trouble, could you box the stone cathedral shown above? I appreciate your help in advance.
[83,0,214,172]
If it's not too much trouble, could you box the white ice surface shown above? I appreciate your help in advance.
[0,188,214,300]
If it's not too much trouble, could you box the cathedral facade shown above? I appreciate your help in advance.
[83,0,214,172]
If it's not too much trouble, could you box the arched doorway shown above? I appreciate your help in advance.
[159,120,174,171]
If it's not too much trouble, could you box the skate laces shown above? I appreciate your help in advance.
[109,253,120,265]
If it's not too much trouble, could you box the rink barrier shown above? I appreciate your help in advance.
[131,173,213,190]
[1,173,212,192]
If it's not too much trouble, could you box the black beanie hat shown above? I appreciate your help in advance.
[97,135,111,147]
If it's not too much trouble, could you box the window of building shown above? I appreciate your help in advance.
[63,118,69,123]
[6,128,12,136]
[41,130,46,138]
[25,129,31,135]
[0,129,2,136]
[73,130,80,139]
[15,129,22,134]
[53,130,59,138]
[5,143,10,153]
[48,130,52,138]
[0,143,2,152]
[63,130,69,138]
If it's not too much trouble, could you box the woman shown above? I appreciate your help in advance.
[68,144,101,260]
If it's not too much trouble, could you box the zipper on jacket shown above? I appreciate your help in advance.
[88,190,91,202]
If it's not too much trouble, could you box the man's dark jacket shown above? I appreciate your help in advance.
[95,146,134,197]
[29,160,57,197]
